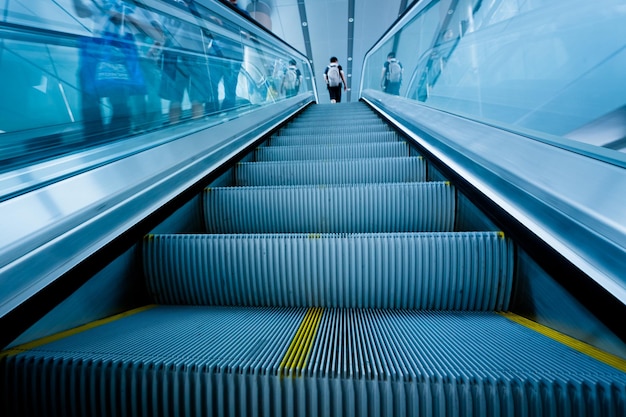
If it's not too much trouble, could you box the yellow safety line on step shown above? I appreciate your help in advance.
[279,307,324,378]
[0,305,157,359]
[499,312,626,372]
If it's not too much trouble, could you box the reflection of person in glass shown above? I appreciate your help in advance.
[72,0,163,138]
[158,0,213,123]
[205,1,249,113]
[280,59,302,98]
[380,52,403,96]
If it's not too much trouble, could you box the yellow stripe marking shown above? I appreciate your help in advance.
[0,305,156,359]
[499,312,626,372]
[279,307,323,378]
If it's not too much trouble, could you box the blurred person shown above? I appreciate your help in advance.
[280,59,302,98]
[205,0,250,113]
[130,28,165,132]
[380,52,403,95]
[158,0,213,123]
[72,0,163,138]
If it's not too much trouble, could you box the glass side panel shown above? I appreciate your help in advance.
[0,0,313,172]
[362,0,626,153]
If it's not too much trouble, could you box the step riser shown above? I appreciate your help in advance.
[277,126,392,136]
[288,121,385,129]
[204,183,456,234]
[269,131,400,146]
[144,233,513,310]
[236,158,426,186]
[255,142,409,162]
[8,370,618,417]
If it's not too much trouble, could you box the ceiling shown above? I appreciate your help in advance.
[236,0,412,103]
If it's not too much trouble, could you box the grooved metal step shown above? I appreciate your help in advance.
[204,182,456,234]
[287,120,386,129]
[143,232,514,310]
[235,157,426,186]
[276,125,391,136]
[254,142,410,162]
[268,131,401,146]
[3,306,624,417]
[291,114,378,123]
[299,107,372,116]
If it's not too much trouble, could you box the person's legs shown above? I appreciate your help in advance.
[187,59,212,119]
[80,89,104,140]
[168,102,182,124]
[134,58,163,130]
[107,92,132,136]
[328,86,341,103]
[328,86,337,103]
[221,61,241,111]
[159,53,186,124]
[78,63,104,140]
[387,82,400,95]
[206,58,225,113]
[77,41,105,141]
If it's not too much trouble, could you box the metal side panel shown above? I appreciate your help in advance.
[235,157,426,186]
[2,307,625,417]
[254,142,410,162]
[142,232,514,310]
[204,182,456,234]
[269,131,401,146]
[362,93,626,307]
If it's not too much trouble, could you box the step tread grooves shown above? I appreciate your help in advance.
[204,182,456,234]
[143,232,514,310]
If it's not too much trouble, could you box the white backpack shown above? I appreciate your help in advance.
[284,66,299,90]
[387,59,402,83]
[327,64,342,87]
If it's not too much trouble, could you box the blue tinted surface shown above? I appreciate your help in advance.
[0,0,313,171]
[362,0,626,151]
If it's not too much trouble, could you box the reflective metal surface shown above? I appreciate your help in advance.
[362,92,626,304]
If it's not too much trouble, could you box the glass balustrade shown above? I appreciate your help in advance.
[361,0,626,156]
[0,0,314,172]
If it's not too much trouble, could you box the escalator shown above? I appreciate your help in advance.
[2,103,625,416]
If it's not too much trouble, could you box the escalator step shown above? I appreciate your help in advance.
[277,125,392,136]
[3,306,624,417]
[254,142,410,162]
[268,131,401,146]
[287,120,386,129]
[143,232,514,310]
[235,157,426,186]
[204,182,456,234]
